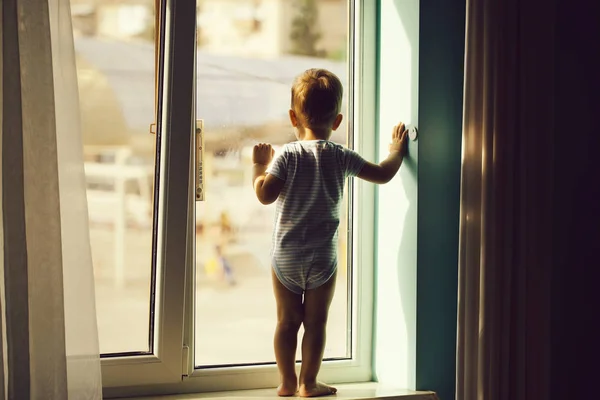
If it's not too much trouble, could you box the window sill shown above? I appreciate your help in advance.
[124,382,437,400]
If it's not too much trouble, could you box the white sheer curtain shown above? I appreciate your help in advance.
[456,0,555,399]
[1,0,102,398]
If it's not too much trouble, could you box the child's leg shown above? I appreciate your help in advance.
[272,269,304,396]
[298,270,337,397]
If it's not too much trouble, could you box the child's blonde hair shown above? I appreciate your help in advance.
[291,68,343,131]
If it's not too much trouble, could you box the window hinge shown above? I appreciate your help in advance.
[182,345,191,378]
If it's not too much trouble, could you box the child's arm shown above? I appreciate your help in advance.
[357,122,408,184]
[253,164,284,205]
[357,151,404,184]
[252,143,285,205]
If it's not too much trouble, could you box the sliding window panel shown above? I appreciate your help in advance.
[193,0,352,369]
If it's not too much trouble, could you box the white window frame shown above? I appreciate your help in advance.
[101,0,377,396]
[101,0,197,389]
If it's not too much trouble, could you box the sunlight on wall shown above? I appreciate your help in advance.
[374,0,419,390]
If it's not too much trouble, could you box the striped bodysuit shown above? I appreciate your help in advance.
[267,140,366,294]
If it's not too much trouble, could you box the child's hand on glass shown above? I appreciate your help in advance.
[253,143,275,165]
[389,122,409,154]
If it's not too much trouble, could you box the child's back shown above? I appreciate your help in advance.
[268,140,365,295]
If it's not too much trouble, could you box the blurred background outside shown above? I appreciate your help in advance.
[71,0,351,366]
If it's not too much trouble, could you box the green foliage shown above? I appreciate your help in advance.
[289,0,323,57]
[327,44,347,61]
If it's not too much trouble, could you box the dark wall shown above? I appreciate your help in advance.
[415,1,465,399]
[414,1,600,399]
[551,1,600,399]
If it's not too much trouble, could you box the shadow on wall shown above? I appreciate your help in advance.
[397,140,418,383]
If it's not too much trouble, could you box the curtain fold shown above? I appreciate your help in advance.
[456,0,555,399]
[1,0,102,398]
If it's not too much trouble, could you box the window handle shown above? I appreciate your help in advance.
[408,125,418,141]
[195,119,205,201]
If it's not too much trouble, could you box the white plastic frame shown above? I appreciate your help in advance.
[101,0,198,390]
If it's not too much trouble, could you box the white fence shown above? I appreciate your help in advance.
[84,147,153,288]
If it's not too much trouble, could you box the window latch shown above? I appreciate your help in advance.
[195,120,205,201]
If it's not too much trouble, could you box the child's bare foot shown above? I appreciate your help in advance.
[298,382,337,397]
[277,378,298,397]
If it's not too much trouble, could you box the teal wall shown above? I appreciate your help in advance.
[415,1,465,400]
[374,0,465,399]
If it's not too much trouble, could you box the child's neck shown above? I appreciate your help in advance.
[300,128,331,141]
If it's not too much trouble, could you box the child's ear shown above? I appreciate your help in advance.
[332,113,343,131]
[289,109,299,127]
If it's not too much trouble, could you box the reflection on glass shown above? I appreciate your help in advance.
[71,0,156,354]
[194,0,350,367]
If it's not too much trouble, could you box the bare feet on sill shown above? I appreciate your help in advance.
[298,382,337,397]
[277,379,298,397]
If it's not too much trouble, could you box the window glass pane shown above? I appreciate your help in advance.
[71,0,157,354]
[194,0,350,367]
